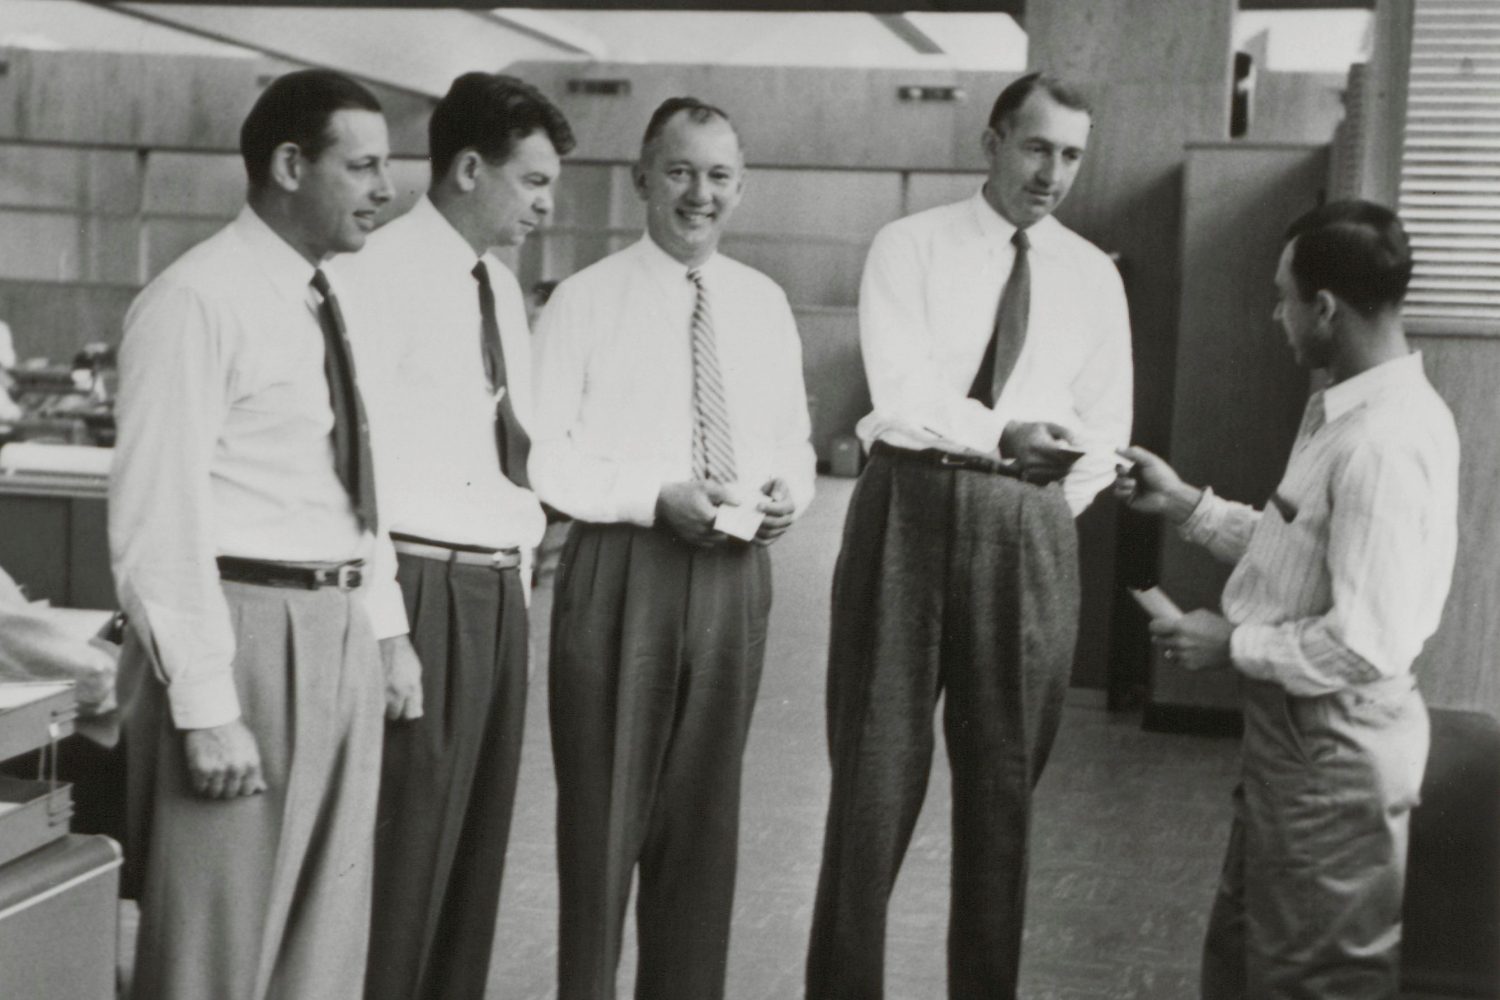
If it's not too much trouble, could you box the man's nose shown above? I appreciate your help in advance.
[372,163,395,204]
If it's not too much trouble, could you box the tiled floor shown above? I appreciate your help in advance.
[486,476,1242,999]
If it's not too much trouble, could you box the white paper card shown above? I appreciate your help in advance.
[713,503,765,542]
[1128,586,1184,623]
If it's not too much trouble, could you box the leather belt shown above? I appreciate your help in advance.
[871,439,1023,479]
[390,533,522,571]
[217,556,365,591]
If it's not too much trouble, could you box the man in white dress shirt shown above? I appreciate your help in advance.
[805,73,1133,1000]
[110,69,410,1000]
[111,70,414,1000]
[334,72,574,1000]
[1117,200,1458,1000]
[531,97,816,1000]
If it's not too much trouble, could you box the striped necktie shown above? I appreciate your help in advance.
[310,268,378,531]
[687,267,737,484]
[968,227,1031,407]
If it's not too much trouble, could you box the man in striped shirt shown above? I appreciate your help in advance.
[1116,200,1459,1000]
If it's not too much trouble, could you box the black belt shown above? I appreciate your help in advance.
[871,439,1023,479]
[217,556,365,591]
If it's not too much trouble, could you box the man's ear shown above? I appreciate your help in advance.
[982,126,1002,164]
[267,142,303,193]
[452,149,481,193]
[631,160,649,201]
[1315,289,1339,325]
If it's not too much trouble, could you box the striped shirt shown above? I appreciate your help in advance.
[1179,352,1459,696]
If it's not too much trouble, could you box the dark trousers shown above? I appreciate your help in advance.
[365,553,530,1000]
[550,523,772,1000]
[806,450,1079,1000]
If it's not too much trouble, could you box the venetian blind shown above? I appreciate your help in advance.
[1397,0,1500,327]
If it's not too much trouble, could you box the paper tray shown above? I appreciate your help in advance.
[0,683,76,763]
[0,776,72,869]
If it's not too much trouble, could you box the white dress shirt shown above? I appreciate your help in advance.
[110,206,406,731]
[1180,352,1460,696]
[856,190,1134,514]
[531,236,816,526]
[334,196,545,552]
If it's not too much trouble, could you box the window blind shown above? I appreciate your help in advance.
[1398,0,1500,327]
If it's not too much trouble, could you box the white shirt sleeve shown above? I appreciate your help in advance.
[770,296,817,516]
[859,225,1010,454]
[109,284,241,730]
[529,282,664,526]
[1060,263,1134,515]
[1230,439,1440,696]
[1178,486,1262,565]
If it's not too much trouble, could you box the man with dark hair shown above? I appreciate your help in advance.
[531,96,815,1000]
[333,70,573,1000]
[805,71,1132,999]
[111,67,406,1000]
[1116,199,1458,999]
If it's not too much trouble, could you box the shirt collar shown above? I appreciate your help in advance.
[232,205,320,301]
[406,195,486,273]
[1321,351,1426,424]
[635,232,720,288]
[967,187,1063,252]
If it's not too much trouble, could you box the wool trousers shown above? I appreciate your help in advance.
[550,523,772,1000]
[1201,675,1429,1000]
[124,581,383,1000]
[365,552,529,1000]
[806,449,1079,1000]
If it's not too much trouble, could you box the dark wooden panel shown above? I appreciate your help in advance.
[0,495,70,605]
[66,497,115,611]
[1152,143,1329,713]
[792,307,867,463]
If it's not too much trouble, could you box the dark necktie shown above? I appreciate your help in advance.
[473,261,531,490]
[968,228,1031,408]
[310,268,378,531]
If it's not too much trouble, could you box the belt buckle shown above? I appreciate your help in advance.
[335,563,363,591]
[938,451,968,469]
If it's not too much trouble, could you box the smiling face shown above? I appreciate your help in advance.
[1273,238,1333,370]
[288,108,394,260]
[466,129,562,250]
[633,112,744,267]
[983,91,1091,229]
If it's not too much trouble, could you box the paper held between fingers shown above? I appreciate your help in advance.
[713,502,765,542]
[1128,586,1184,623]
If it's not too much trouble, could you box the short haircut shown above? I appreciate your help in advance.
[1284,200,1413,316]
[639,96,740,162]
[987,72,1092,131]
[428,72,576,181]
[240,68,383,191]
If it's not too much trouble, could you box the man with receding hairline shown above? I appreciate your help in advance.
[335,71,575,1000]
[531,96,815,1000]
[1118,200,1458,1000]
[111,67,403,1000]
[806,72,1133,999]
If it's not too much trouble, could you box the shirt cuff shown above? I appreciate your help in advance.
[1178,486,1223,546]
[362,574,409,641]
[1229,623,1342,698]
[165,668,242,730]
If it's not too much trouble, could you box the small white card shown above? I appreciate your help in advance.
[713,502,765,542]
[1128,586,1184,623]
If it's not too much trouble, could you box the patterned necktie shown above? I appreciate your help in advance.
[969,227,1031,408]
[687,267,737,484]
[473,261,532,490]
[310,268,378,531]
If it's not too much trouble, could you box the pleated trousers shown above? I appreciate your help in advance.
[550,522,772,1000]
[805,449,1079,1000]
[1201,676,1429,1000]
[365,552,529,1000]
[124,580,384,1000]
